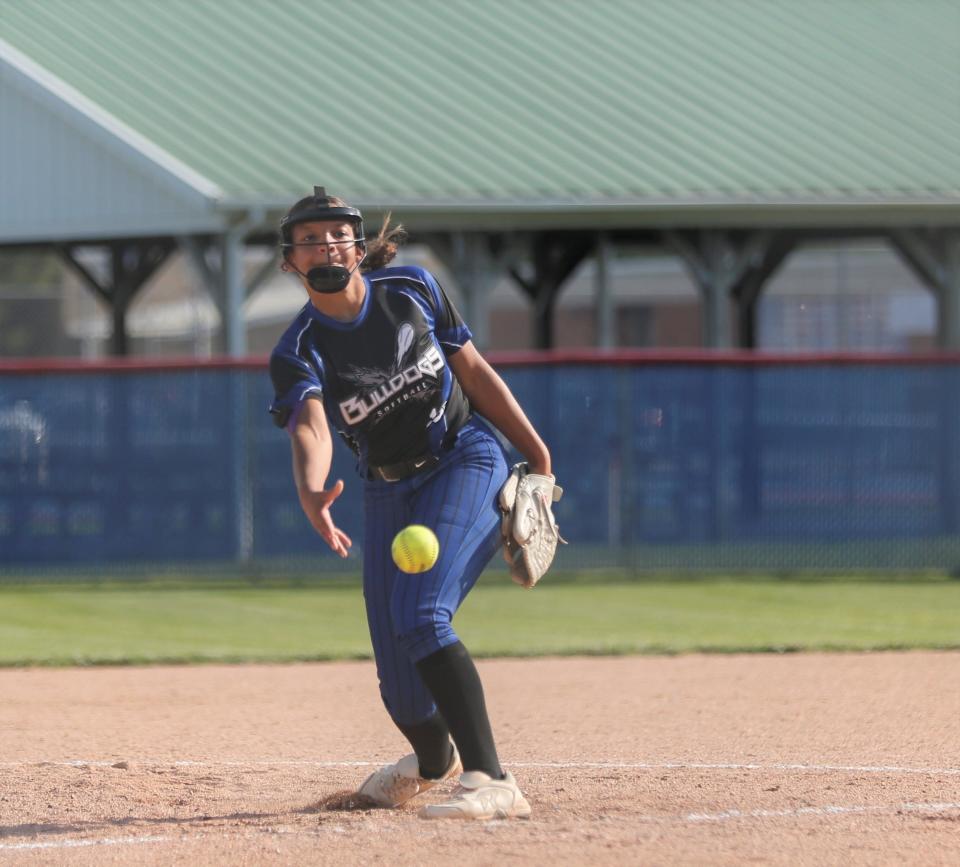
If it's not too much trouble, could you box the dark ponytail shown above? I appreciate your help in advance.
[361,213,406,272]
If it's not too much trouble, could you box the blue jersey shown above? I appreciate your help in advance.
[269,265,473,472]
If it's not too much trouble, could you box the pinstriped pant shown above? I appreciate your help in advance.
[362,418,509,725]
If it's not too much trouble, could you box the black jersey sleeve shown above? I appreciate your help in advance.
[268,345,323,430]
[417,268,473,355]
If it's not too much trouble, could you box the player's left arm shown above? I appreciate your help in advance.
[448,341,551,476]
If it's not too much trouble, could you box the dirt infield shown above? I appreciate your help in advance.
[1,652,958,865]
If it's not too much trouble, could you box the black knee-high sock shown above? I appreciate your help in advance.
[396,712,454,780]
[415,641,503,779]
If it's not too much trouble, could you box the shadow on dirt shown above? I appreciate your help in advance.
[0,810,291,840]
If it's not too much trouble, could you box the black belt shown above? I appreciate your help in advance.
[366,416,471,482]
[367,452,440,482]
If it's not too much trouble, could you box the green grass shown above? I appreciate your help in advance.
[1,573,959,666]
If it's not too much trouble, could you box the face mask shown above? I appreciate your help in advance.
[279,188,366,293]
[306,264,352,294]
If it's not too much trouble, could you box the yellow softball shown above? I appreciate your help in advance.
[391,525,440,574]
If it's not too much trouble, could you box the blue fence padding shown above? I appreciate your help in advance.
[2,362,959,571]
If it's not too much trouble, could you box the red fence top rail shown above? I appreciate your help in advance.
[4,350,960,374]
[483,349,960,366]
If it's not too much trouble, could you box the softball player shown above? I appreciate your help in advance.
[269,188,555,820]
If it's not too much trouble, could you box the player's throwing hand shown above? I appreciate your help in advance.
[300,480,352,557]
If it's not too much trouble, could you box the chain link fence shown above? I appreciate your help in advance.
[2,356,959,578]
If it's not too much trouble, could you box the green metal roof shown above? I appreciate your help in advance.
[2,0,960,212]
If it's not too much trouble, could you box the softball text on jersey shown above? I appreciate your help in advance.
[340,344,445,425]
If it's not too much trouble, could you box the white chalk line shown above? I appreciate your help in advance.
[0,834,170,852]
[674,801,960,824]
[2,801,959,852]
[2,759,958,852]
[2,759,960,776]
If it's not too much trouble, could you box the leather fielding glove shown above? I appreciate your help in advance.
[498,462,566,589]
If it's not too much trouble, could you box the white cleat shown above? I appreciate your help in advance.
[418,770,532,820]
[357,745,461,808]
